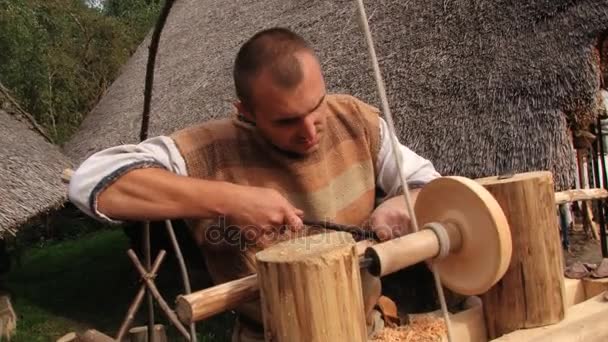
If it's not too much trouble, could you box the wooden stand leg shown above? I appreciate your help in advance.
[256,232,367,342]
[477,171,566,339]
[129,325,167,342]
[583,201,600,240]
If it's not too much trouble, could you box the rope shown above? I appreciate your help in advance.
[352,1,454,340]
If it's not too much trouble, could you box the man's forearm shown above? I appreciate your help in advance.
[97,168,232,221]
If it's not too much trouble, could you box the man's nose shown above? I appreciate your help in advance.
[301,115,317,141]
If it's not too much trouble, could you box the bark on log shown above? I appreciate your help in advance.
[477,171,566,339]
[256,231,367,342]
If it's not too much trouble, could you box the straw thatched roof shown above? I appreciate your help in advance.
[0,86,72,236]
[65,0,608,190]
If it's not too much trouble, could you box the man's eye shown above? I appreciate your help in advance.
[276,118,297,126]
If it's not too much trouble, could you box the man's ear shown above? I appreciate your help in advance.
[234,101,255,122]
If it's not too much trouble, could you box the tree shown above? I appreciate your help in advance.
[0,0,160,144]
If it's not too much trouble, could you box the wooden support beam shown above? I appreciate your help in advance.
[477,172,566,339]
[256,232,367,342]
[493,293,608,342]
[554,188,608,204]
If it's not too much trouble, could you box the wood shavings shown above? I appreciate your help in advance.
[370,315,446,342]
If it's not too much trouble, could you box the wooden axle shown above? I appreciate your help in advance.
[365,222,463,278]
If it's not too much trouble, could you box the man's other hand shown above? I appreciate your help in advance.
[367,190,420,241]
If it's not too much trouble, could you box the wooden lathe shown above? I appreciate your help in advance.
[174,171,608,342]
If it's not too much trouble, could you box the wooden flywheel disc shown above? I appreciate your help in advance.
[414,176,512,295]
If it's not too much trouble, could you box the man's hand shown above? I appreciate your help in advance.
[367,189,420,241]
[222,184,304,241]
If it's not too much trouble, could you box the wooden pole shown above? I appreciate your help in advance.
[554,188,608,204]
[127,250,191,341]
[477,171,566,339]
[116,251,167,340]
[256,231,367,342]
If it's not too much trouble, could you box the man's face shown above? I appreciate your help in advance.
[239,51,328,156]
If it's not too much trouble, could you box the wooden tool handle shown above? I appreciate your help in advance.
[175,239,376,324]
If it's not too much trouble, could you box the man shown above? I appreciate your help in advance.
[69,27,440,341]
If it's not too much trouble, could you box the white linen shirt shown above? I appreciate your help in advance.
[68,117,440,222]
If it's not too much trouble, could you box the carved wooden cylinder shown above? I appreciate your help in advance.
[256,231,367,342]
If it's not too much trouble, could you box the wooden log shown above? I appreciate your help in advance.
[256,231,367,342]
[554,188,608,204]
[582,277,608,298]
[128,325,167,342]
[477,171,565,339]
[79,329,115,342]
[176,274,259,323]
[493,293,608,342]
[563,278,585,308]
[56,332,78,342]
[449,297,487,342]
[175,239,375,324]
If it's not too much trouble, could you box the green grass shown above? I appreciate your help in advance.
[6,229,234,341]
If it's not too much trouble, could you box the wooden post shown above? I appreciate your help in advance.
[129,325,167,342]
[256,231,367,342]
[477,171,566,339]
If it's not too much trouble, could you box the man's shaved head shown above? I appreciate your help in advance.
[233,27,315,109]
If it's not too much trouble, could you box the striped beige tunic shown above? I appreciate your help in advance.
[171,94,381,286]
